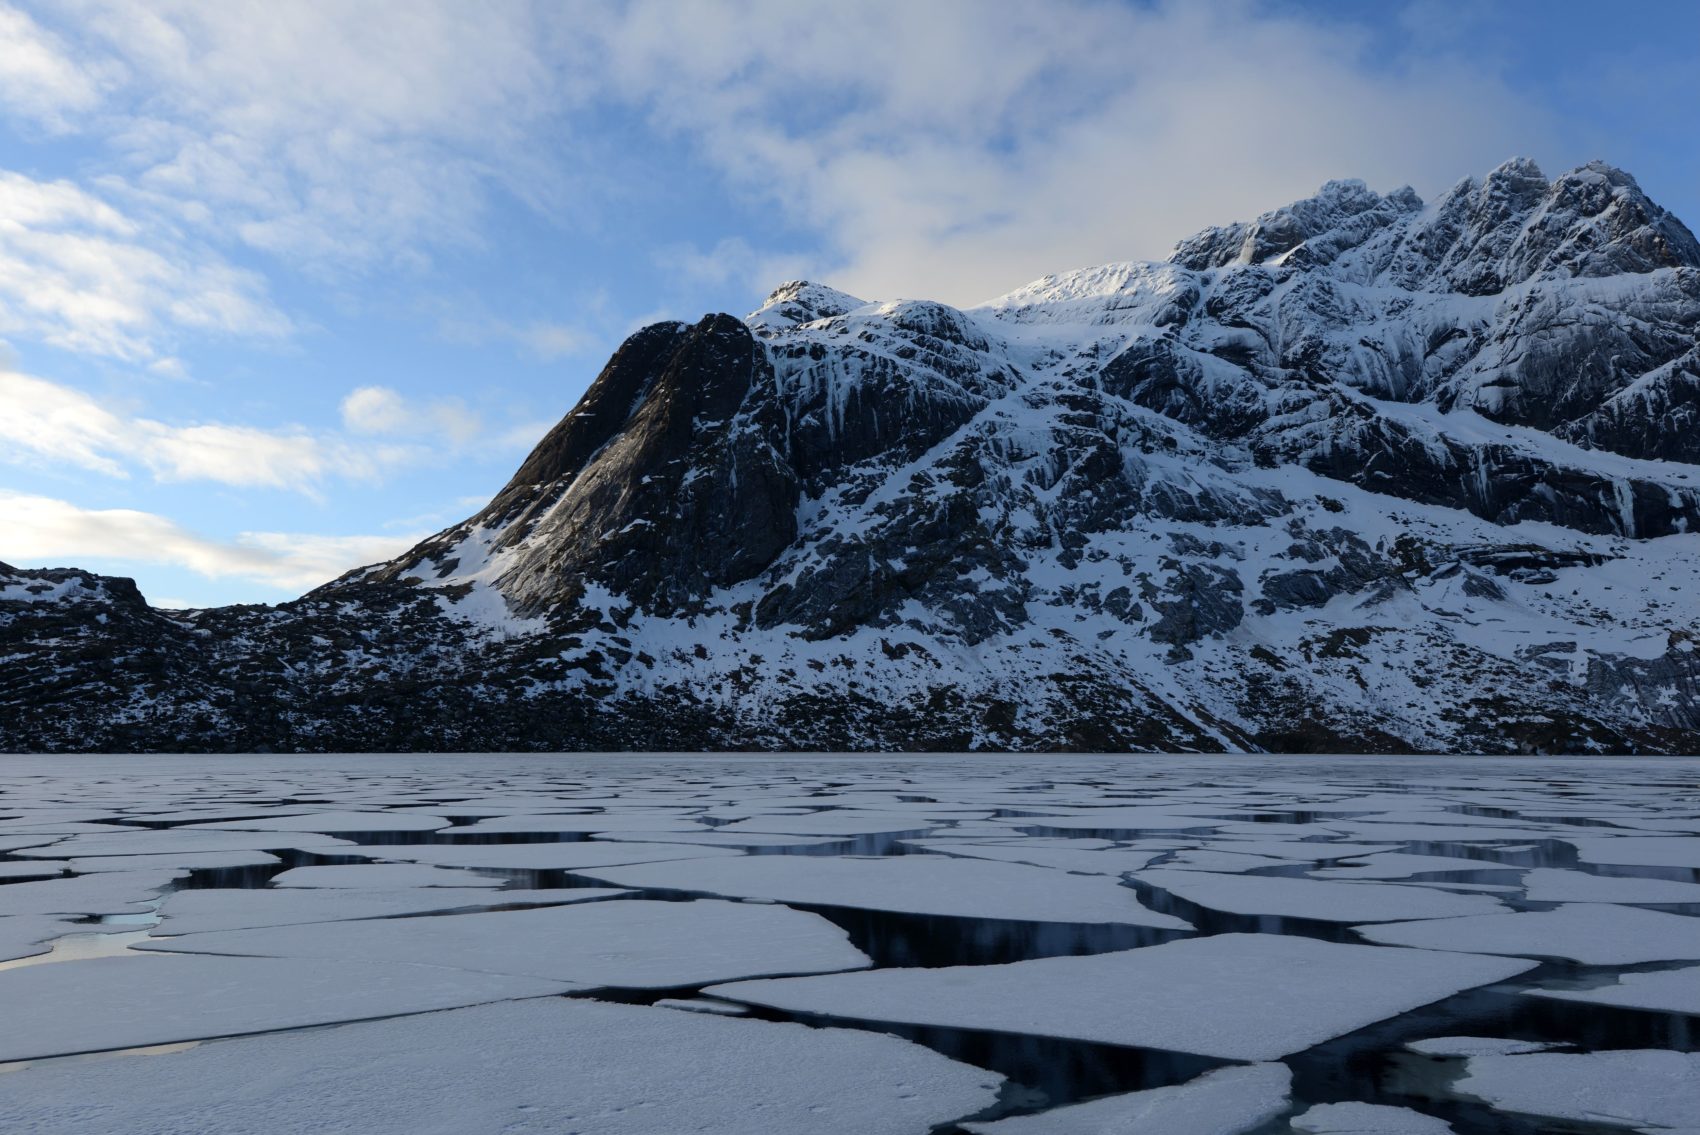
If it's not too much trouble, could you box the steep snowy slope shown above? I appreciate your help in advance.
[6,160,1699,753]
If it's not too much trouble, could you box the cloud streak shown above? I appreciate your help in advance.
[0,489,422,594]
[0,370,407,492]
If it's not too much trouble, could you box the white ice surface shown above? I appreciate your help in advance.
[898,839,1163,874]
[0,861,67,879]
[0,915,76,963]
[1405,1036,1565,1056]
[713,812,948,836]
[143,898,872,988]
[153,886,624,935]
[708,933,1535,1061]
[0,953,574,1062]
[1138,869,1505,922]
[269,864,507,888]
[1526,966,1700,1015]
[392,840,744,871]
[443,814,707,834]
[0,997,1002,1135]
[1357,904,1700,964]
[963,1063,1291,1135]
[1454,1050,1700,1131]
[592,830,846,847]
[66,849,280,874]
[0,870,182,916]
[10,829,355,858]
[1521,867,1700,904]
[1563,836,1700,869]
[1308,852,1513,880]
[191,810,450,832]
[577,855,1192,927]
[1292,1101,1456,1134]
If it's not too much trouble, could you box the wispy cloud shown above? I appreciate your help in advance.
[0,489,423,594]
[0,170,290,362]
[588,0,1556,304]
[0,370,408,492]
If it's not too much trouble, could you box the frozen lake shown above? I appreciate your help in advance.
[0,753,1695,1134]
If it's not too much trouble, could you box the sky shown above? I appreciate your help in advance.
[1,0,1696,608]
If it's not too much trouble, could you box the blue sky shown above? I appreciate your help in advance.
[2,0,1696,608]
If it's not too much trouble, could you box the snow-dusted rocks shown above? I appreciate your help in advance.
[9,162,1700,754]
[0,998,1002,1135]
[708,934,1536,1061]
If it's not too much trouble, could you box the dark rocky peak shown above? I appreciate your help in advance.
[1170,178,1422,271]
[1404,158,1700,294]
[747,280,867,332]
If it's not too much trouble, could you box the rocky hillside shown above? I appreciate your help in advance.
[6,159,1700,754]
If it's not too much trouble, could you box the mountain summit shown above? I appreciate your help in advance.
[7,160,1700,753]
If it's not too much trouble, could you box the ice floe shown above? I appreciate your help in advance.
[1357,904,1700,964]
[1525,965,1700,1015]
[1520,867,1700,904]
[268,864,507,888]
[1137,869,1506,922]
[1291,1101,1457,1133]
[144,898,872,987]
[152,885,625,935]
[1453,1050,1700,1131]
[577,855,1192,927]
[708,934,1535,1060]
[962,1063,1291,1134]
[0,954,575,1062]
[0,997,1001,1135]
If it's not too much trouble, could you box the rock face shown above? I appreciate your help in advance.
[6,159,1700,754]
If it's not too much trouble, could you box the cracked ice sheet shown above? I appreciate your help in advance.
[390,840,745,871]
[0,870,182,917]
[1521,867,1700,904]
[0,998,1001,1135]
[9,829,357,858]
[0,954,575,1063]
[143,899,872,988]
[1526,966,1700,1015]
[711,812,951,836]
[188,810,450,832]
[442,814,707,834]
[0,861,67,879]
[1308,852,1516,880]
[1357,905,1700,964]
[0,915,77,963]
[962,1063,1290,1135]
[269,864,507,888]
[154,886,628,935]
[576,855,1192,928]
[897,839,1163,875]
[1453,1051,1700,1132]
[708,934,1535,1061]
[1292,1102,1456,1134]
[1563,836,1700,870]
[67,849,279,874]
[1137,869,1505,922]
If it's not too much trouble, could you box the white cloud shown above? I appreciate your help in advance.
[33,0,578,272]
[0,488,422,593]
[0,370,405,492]
[0,2,109,131]
[0,170,290,361]
[588,0,1558,304]
[340,385,485,447]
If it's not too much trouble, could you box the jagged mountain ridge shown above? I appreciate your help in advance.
[6,158,1700,753]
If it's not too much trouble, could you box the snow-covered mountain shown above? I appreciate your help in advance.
[7,159,1700,753]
